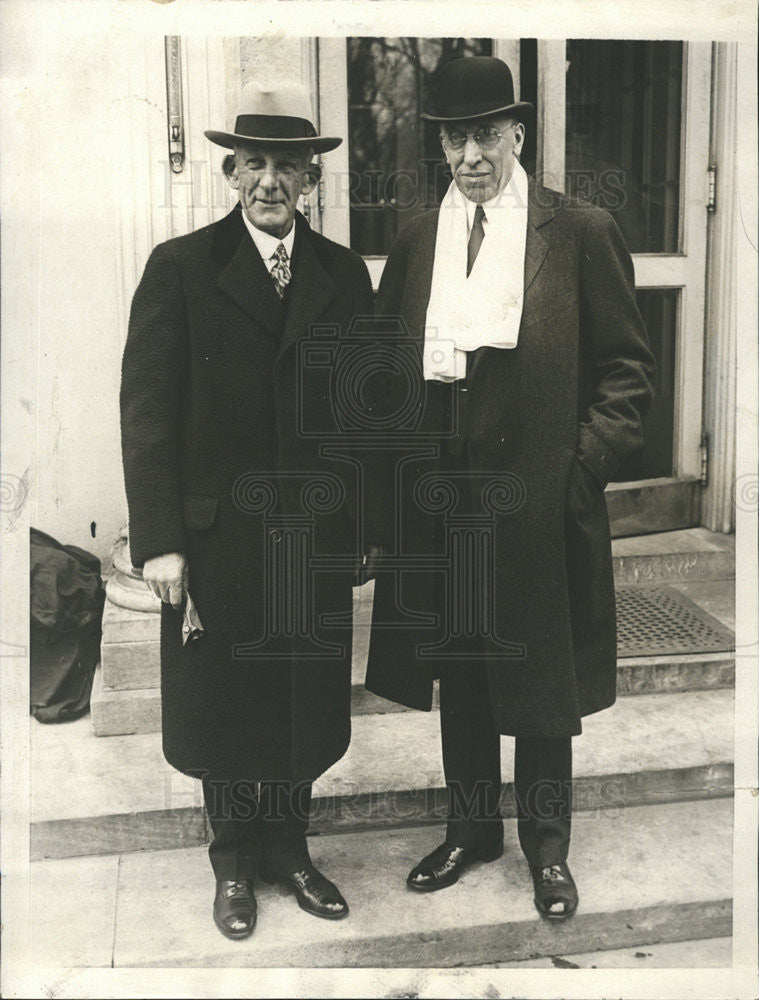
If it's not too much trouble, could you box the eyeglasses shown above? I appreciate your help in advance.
[440,124,514,151]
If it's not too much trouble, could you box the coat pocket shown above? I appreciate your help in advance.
[181,495,218,530]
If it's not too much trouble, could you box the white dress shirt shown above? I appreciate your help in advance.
[240,210,296,272]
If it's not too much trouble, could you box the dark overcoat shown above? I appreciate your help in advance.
[364,181,656,738]
[121,206,374,782]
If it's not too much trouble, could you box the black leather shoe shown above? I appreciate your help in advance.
[530,862,578,919]
[407,840,504,892]
[213,879,257,939]
[260,862,349,920]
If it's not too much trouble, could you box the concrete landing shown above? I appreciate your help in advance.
[480,934,732,968]
[27,797,732,969]
[31,687,734,860]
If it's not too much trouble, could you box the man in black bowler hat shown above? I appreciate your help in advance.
[121,80,374,939]
[365,56,655,918]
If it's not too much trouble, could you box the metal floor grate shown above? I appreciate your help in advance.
[615,586,734,658]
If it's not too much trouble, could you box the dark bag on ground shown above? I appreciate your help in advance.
[30,528,106,723]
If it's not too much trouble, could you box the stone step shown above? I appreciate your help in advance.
[33,687,734,860]
[96,528,735,694]
[91,647,736,736]
[31,797,731,968]
[611,528,734,585]
[93,567,734,735]
[352,651,736,715]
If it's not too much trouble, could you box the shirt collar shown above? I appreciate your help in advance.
[240,209,297,262]
[464,159,529,232]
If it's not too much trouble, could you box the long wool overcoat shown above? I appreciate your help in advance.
[121,205,374,782]
[364,181,656,738]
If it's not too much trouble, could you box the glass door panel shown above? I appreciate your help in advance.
[565,40,683,254]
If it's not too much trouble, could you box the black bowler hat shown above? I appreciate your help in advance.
[420,56,534,123]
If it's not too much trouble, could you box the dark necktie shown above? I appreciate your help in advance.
[466,204,486,277]
[269,243,291,299]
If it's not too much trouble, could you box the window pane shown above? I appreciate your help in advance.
[347,38,492,256]
[613,288,678,481]
[565,40,683,253]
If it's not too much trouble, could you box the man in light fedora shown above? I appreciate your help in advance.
[121,81,374,939]
[365,56,655,917]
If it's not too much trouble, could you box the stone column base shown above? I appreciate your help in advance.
[91,528,163,736]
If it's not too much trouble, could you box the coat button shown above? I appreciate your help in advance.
[269,529,282,543]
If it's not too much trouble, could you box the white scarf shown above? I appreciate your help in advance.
[423,159,529,381]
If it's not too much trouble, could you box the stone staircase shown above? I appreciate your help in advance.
[90,526,735,736]
[31,527,735,968]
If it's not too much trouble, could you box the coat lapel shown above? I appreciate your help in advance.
[277,213,338,364]
[407,213,438,340]
[523,181,554,294]
[216,207,284,338]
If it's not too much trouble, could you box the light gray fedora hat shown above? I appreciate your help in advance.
[204,80,342,153]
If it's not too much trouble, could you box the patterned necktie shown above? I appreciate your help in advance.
[269,243,291,299]
[466,204,486,277]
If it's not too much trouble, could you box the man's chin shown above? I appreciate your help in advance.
[245,208,290,237]
[457,183,493,203]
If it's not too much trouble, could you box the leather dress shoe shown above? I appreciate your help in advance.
[407,840,504,892]
[213,879,257,940]
[530,862,578,919]
[260,862,349,920]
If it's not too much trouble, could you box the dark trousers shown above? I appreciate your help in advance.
[439,661,572,868]
[202,775,313,881]
[433,426,572,868]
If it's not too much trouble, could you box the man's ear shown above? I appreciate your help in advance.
[222,154,240,190]
[301,161,322,196]
[513,123,526,156]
